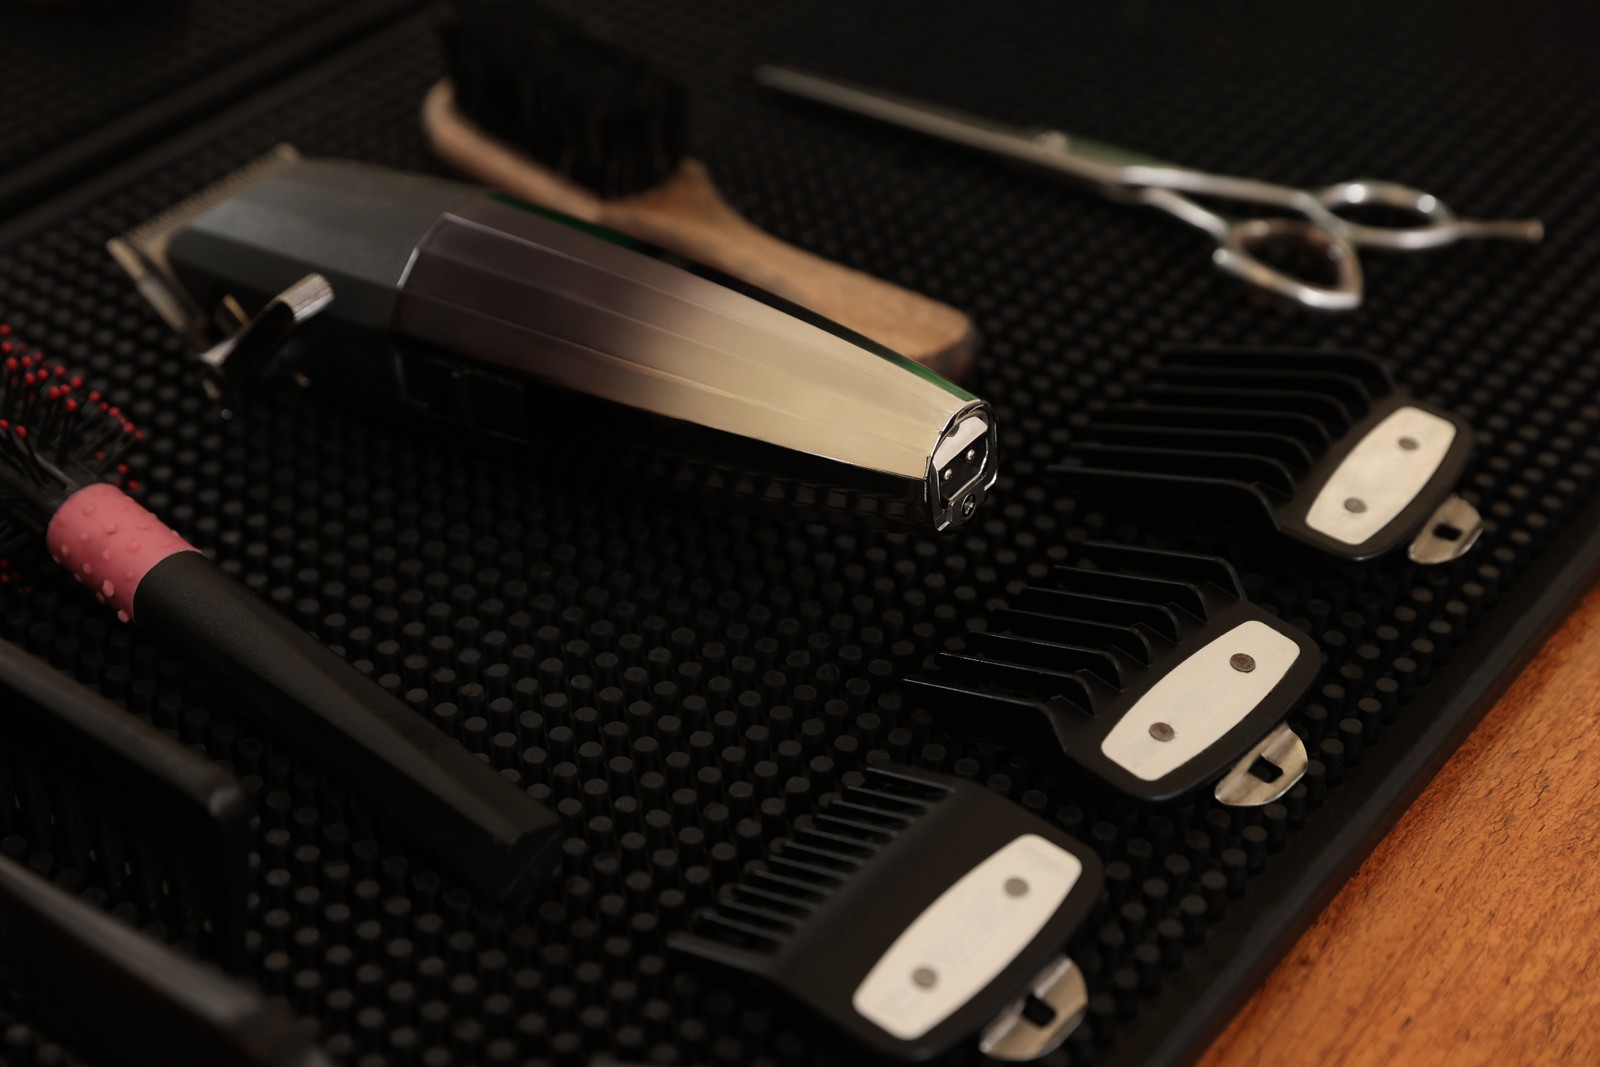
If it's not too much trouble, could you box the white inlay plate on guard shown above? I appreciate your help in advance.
[852,834,1081,1041]
[1304,406,1456,546]
[1100,620,1300,782]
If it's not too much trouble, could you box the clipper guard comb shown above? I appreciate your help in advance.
[1053,347,1481,563]
[905,543,1320,806]
[670,765,1104,1062]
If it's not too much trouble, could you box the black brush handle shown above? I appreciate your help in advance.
[133,550,561,900]
[0,854,331,1067]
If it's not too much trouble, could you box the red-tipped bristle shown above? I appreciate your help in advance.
[0,324,142,530]
[0,557,30,592]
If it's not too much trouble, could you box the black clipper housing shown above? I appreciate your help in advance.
[905,543,1320,806]
[1052,347,1480,563]
[670,765,1104,1062]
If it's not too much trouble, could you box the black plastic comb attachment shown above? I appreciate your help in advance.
[905,543,1320,806]
[1053,347,1481,563]
[670,765,1104,1062]
[0,639,250,967]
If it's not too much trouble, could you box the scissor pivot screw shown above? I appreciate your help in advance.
[1344,497,1368,513]
[1230,653,1256,673]
[1149,722,1176,741]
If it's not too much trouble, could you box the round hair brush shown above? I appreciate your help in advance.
[0,327,561,901]
[424,0,979,381]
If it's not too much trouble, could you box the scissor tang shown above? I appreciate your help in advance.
[1308,180,1544,250]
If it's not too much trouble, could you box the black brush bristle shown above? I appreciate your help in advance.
[441,0,689,199]
[0,325,140,550]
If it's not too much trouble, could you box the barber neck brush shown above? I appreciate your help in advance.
[0,329,562,901]
[425,0,979,381]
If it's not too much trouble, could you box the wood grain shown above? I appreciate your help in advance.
[1197,584,1600,1067]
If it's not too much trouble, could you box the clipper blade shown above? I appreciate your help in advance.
[108,145,303,345]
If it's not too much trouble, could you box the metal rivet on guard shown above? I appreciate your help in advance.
[1399,436,1419,450]
[1149,722,1175,742]
[912,967,937,989]
[1344,497,1367,513]
[1004,877,1029,898]
[1230,653,1255,672]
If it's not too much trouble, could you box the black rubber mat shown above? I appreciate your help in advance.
[0,0,421,217]
[2,2,1599,1065]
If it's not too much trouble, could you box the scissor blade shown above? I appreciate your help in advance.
[755,65,1128,188]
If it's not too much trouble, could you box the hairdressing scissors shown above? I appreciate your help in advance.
[755,66,1544,312]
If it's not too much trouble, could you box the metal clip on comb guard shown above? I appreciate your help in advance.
[905,543,1320,807]
[1052,347,1482,564]
[670,765,1104,1062]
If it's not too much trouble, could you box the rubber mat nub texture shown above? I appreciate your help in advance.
[1,1,1599,1066]
[0,0,419,214]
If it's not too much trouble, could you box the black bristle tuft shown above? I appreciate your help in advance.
[0,325,140,550]
[441,0,689,199]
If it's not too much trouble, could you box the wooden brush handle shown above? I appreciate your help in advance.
[422,81,978,381]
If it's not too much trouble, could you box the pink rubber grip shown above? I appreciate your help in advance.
[45,483,198,623]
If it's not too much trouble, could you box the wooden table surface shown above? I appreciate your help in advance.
[1195,584,1600,1067]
